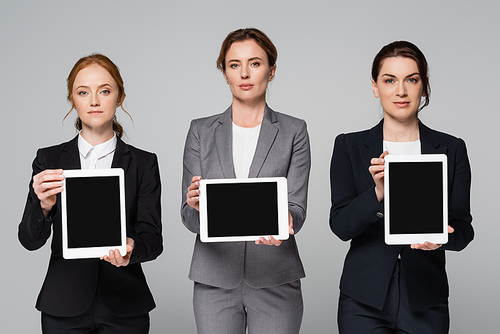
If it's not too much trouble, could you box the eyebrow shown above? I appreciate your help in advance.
[75,83,113,90]
[381,72,420,79]
[227,57,263,63]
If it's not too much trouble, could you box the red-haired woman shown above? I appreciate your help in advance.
[182,28,311,333]
[18,54,162,334]
[329,41,474,333]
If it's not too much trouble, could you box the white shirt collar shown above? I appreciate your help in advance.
[78,133,117,159]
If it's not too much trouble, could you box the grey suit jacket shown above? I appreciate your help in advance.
[181,105,311,289]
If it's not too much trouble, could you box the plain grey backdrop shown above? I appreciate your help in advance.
[2,0,498,333]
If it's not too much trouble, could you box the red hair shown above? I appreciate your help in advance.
[64,53,130,138]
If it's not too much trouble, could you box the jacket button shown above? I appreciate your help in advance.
[36,219,42,229]
[376,212,384,218]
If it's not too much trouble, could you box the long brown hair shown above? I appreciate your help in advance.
[64,53,131,138]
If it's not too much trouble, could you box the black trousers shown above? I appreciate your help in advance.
[41,292,149,334]
[338,260,449,334]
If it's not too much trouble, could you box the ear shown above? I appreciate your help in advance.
[372,78,380,98]
[268,64,276,82]
[223,71,229,84]
[421,77,429,97]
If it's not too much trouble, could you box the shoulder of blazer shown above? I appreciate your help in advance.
[339,119,466,150]
[191,106,231,129]
[270,106,308,132]
[113,137,158,174]
[38,136,78,154]
[419,120,466,150]
[116,137,159,159]
[337,119,383,149]
[36,136,79,162]
[190,104,307,134]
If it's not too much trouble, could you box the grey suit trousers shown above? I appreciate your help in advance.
[193,280,303,334]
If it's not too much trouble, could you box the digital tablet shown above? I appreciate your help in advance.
[199,177,289,243]
[61,168,127,259]
[384,154,448,245]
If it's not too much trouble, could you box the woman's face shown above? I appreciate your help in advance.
[72,64,120,133]
[223,39,276,105]
[372,57,424,122]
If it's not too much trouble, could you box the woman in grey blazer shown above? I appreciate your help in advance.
[181,28,311,334]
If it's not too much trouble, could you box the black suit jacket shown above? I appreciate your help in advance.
[329,119,473,312]
[19,136,162,317]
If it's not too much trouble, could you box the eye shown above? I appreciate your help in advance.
[230,63,239,69]
[101,89,110,95]
[408,77,418,83]
[77,91,88,96]
[251,61,260,67]
[385,79,395,84]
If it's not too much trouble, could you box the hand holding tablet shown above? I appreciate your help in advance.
[255,211,294,246]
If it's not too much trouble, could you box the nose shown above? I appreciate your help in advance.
[241,66,249,79]
[90,93,100,107]
[396,82,407,97]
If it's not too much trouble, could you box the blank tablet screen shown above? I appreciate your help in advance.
[206,182,278,237]
[389,161,443,234]
[66,176,122,248]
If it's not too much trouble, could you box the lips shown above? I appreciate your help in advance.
[239,84,254,90]
[393,101,410,107]
[88,110,103,115]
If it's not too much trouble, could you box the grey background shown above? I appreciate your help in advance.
[1,0,498,333]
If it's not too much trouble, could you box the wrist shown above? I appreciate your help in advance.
[375,187,384,203]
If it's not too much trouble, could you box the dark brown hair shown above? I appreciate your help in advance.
[372,41,431,112]
[64,53,130,138]
[216,28,278,71]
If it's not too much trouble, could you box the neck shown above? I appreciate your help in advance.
[383,115,420,142]
[80,124,115,146]
[231,97,266,128]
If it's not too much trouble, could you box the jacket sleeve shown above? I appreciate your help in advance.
[329,134,383,241]
[441,138,474,251]
[18,149,55,251]
[129,153,163,264]
[286,119,311,234]
[181,119,202,233]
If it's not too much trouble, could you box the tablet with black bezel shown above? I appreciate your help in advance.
[61,168,127,259]
[384,154,448,245]
[199,177,289,243]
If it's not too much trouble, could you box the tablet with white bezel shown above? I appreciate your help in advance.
[62,168,127,259]
[384,154,448,245]
[199,177,289,243]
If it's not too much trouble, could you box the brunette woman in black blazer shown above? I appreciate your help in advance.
[329,41,473,333]
[18,54,162,334]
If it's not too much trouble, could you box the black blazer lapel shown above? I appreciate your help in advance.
[112,137,132,173]
[215,106,236,178]
[359,119,384,186]
[248,105,279,178]
[61,136,81,170]
[419,121,448,155]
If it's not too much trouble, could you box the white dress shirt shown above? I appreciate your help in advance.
[78,133,117,170]
[383,139,421,155]
[232,122,261,178]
